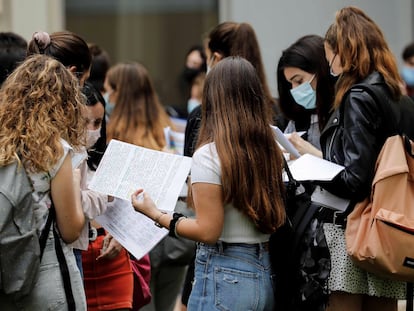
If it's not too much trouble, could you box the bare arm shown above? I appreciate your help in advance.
[131,182,224,244]
[51,154,85,243]
[288,132,322,159]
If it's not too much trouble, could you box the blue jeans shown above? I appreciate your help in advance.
[73,248,84,279]
[187,241,274,311]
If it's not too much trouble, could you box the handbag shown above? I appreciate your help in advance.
[345,134,414,282]
[131,254,152,310]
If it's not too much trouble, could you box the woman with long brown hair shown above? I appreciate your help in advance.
[321,6,408,311]
[131,56,285,311]
[105,62,172,150]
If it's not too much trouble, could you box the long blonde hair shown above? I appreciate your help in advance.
[0,54,86,172]
[325,6,402,108]
[106,62,172,150]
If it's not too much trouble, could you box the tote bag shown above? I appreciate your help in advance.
[345,134,414,282]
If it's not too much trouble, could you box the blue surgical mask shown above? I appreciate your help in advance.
[401,66,414,87]
[187,98,201,114]
[290,75,316,110]
[103,92,115,118]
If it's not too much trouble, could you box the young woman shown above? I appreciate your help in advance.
[27,30,91,87]
[80,83,135,311]
[277,34,335,158]
[105,62,173,150]
[104,61,175,311]
[0,54,86,310]
[27,29,99,277]
[131,56,286,311]
[321,6,408,311]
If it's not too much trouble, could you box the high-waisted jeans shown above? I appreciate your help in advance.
[187,241,274,311]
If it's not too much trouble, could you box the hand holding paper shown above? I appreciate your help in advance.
[131,189,159,221]
[287,153,344,181]
[270,125,301,158]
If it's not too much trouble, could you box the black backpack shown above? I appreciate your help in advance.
[269,161,330,311]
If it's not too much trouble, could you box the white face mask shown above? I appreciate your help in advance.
[86,127,101,149]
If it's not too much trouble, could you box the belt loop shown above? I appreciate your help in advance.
[216,241,224,253]
[89,227,98,241]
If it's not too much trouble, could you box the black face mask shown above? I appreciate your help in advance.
[182,67,201,84]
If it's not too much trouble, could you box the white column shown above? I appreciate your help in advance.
[0,0,64,41]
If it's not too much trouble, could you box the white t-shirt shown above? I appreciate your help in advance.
[191,143,270,243]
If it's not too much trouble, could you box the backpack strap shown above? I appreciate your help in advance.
[22,162,52,260]
[38,209,53,259]
[49,204,76,311]
[23,162,76,310]
[407,282,413,311]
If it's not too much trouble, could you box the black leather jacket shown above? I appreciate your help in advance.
[320,72,404,201]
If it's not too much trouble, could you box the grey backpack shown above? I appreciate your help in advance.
[0,161,49,298]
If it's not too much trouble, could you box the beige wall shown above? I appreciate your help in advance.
[0,0,64,40]
[66,11,217,113]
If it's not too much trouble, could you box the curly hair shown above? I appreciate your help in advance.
[0,54,86,172]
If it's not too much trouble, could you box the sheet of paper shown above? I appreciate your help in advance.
[288,153,344,181]
[95,198,168,260]
[311,186,350,212]
[88,139,192,212]
[164,127,186,156]
[284,131,306,139]
[270,125,301,158]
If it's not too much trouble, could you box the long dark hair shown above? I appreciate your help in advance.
[277,35,334,130]
[82,82,107,170]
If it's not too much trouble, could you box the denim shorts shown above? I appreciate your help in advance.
[187,241,274,311]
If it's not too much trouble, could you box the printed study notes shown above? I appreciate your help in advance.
[89,139,192,211]
[88,139,192,259]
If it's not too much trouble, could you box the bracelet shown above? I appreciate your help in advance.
[169,212,187,238]
[154,211,167,228]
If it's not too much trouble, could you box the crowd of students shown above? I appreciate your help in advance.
[0,5,414,311]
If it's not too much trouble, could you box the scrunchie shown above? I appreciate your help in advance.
[32,31,51,51]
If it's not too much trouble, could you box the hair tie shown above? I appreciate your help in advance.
[32,31,51,51]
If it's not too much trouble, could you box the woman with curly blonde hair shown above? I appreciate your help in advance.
[0,54,87,310]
